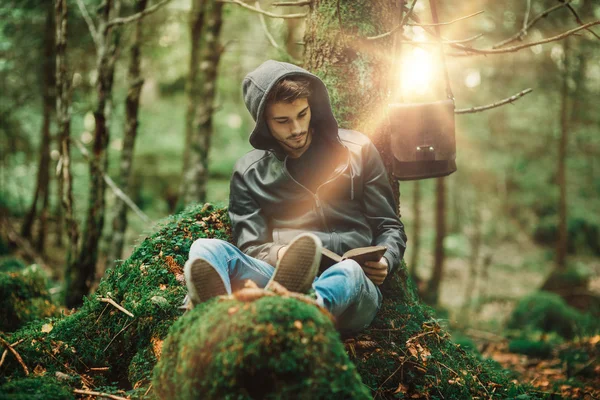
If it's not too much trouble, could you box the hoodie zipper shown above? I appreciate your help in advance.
[282,146,351,232]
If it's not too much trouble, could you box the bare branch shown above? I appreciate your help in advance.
[73,139,152,224]
[0,337,29,376]
[450,20,600,55]
[98,297,135,318]
[492,1,571,49]
[522,0,532,34]
[107,0,172,28]
[256,1,280,49]
[73,389,129,400]
[455,88,533,114]
[565,2,600,40]
[405,10,484,27]
[401,33,483,45]
[75,0,100,48]
[272,1,311,6]
[219,0,307,18]
[366,0,418,41]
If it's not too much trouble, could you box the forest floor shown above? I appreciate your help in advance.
[4,212,600,398]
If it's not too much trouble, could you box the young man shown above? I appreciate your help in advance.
[184,60,407,334]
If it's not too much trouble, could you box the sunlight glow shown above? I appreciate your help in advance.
[400,47,435,95]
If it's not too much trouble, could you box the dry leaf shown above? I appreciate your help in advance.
[33,364,46,376]
[41,323,53,333]
[294,320,303,330]
[394,383,409,394]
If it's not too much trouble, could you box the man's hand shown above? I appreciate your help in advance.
[362,257,388,286]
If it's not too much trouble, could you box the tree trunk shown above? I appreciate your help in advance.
[556,38,570,271]
[409,180,420,281]
[22,2,55,254]
[427,176,446,305]
[56,0,79,281]
[67,0,122,308]
[108,0,148,266]
[461,195,482,324]
[179,0,224,207]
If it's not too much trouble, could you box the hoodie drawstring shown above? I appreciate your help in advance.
[350,165,355,200]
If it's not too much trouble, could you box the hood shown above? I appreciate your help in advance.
[242,60,339,154]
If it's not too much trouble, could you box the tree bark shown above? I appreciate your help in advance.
[68,0,122,308]
[22,2,56,255]
[56,0,79,280]
[108,0,148,266]
[427,176,446,305]
[409,180,420,281]
[556,38,569,271]
[179,0,224,207]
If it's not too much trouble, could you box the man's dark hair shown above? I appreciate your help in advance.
[266,77,312,104]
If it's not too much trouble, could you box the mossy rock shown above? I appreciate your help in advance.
[0,264,58,332]
[153,295,370,400]
[507,291,599,339]
[0,376,75,400]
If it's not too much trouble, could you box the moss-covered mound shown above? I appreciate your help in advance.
[508,291,600,339]
[0,376,75,400]
[0,263,58,332]
[153,294,370,400]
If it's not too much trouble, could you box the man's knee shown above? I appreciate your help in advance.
[189,238,229,258]
[334,259,364,281]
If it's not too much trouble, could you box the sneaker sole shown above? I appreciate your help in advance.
[269,233,322,293]
[184,258,227,304]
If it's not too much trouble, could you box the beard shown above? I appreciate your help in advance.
[276,129,311,151]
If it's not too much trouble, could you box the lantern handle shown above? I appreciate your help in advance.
[429,0,455,101]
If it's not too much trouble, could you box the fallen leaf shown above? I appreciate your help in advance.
[294,320,303,330]
[394,383,409,394]
[41,323,53,333]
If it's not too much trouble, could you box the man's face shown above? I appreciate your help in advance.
[265,97,312,158]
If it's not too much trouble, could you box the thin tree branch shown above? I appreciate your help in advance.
[366,0,418,41]
[73,139,152,224]
[107,0,172,28]
[522,0,532,33]
[449,20,600,55]
[103,319,136,352]
[405,10,484,27]
[98,297,135,318]
[255,1,281,49]
[0,339,24,369]
[565,2,600,40]
[454,88,533,114]
[272,0,311,5]
[219,0,307,19]
[75,0,100,48]
[0,337,29,376]
[401,33,483,45]
[492,1,572,49]
[73,389,129,400]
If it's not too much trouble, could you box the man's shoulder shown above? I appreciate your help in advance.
[233,149,274,176]
[338,129,373,150]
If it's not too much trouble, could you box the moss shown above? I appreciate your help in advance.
[0,376,75,400]
[508,339,554,359]
[508,291,600,339]
[0,264,58,332]
[0,258,27,273]
[153,296,370,400]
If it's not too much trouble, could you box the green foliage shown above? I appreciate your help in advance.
[0,258,26,273]
[0,376,75,400]
[0,264,57,332]
[508,339,554,359]
[153,296,370,400]
[508,291,600,339]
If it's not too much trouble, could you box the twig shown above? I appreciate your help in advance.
[449,20,600,55]
[366,0,418,41]
[73,389,129,400]
[565,2,600,40]
[522,0,531,33]
[219,0,307,19]
[95,303,110,325]
[107,0,172,28]
[336,0,344,39]
[103,319,136,352]
[401,33,483,45]
[454,88,533,114]
[88,366,110,371]
[73,139,152,224]
[0,339,25,369]
[0,337,29,376]
[98,297,135,318]
[144,384,153,396]
[272,1,311,5]
[492,1,572,48]
[75,0,100,48]
[256,1,280,49]
[406,330,436,343]
[405,10,484,27]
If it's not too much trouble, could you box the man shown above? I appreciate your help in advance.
[184,60,406,335]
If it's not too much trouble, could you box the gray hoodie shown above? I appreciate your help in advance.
[230,60,407,273]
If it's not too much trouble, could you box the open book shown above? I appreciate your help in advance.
[319,246,387,273]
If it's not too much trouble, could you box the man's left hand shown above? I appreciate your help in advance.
[362,257,388,286]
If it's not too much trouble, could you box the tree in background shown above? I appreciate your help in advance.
[179,0,225,207]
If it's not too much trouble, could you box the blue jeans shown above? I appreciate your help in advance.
[188,238,382,335]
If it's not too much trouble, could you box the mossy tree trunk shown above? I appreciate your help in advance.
[108,0,148,266]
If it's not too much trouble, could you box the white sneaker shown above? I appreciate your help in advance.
[267,233,322,293]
